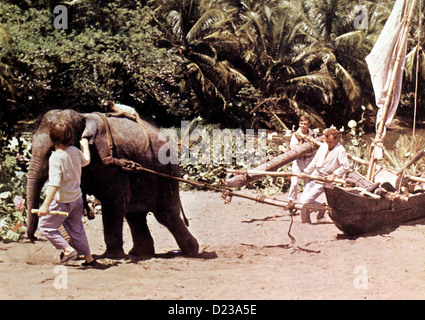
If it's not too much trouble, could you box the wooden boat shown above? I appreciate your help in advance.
[325,185,425,236]
[324,0,425,236]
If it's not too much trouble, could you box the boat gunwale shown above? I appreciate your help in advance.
[324,185,425,235]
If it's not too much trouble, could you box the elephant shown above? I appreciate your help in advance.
[26,109,199,258]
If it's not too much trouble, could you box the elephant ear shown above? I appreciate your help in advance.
[82,116,98,144]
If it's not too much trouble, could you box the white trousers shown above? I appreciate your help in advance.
[288,156,313,201]
[299,180,325,223]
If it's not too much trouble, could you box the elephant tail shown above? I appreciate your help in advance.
[179,200,189,227]
[170,189,189,227]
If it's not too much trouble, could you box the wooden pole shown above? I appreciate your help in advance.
[402,175,425,184]
[413,0,423,137]
[367,0,418,181]
[295,131,368,166]
[221,189,331,212]
[226,169,347,185]
[225,135,325,188]
[31,209,69,217]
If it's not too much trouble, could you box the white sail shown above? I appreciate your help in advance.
[365,0,408,146]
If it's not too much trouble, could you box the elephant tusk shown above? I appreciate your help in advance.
[31,209,69,217]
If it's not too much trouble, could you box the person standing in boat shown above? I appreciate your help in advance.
[288,116,316,201]
[299,127,350,223]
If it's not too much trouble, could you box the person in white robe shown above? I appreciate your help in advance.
[288,116,316,201]
[300,128,350,223]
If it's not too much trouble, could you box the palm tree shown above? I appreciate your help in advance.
[208,0,339,128]
[403,0,425,119]
[292,0,383,122]
[150,0,249,118]
[149,0,396,129]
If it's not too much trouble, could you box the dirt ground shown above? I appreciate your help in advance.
[1,190,425,300]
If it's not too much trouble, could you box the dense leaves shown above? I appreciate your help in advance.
[0,2,184,129]
[0,0,425,241]
[0,131,30,241]
[1,0,424,131]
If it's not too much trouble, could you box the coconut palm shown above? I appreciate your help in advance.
[209,0,339,128]
[150,0,249,116]
[292,0,387,121]
[149,0,410,128]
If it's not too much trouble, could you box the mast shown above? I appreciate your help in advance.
[367,0,418,181]
[413,0,423,138]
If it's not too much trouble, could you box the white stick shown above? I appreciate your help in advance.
[31,209,69,217]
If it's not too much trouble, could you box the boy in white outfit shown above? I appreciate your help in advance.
[37,120,96,266]
[288,116,316,201]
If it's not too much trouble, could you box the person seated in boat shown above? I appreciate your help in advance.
[288,116,316,201]
[299,127,350,223]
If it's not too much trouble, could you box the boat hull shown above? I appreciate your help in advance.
[324,186,425,235]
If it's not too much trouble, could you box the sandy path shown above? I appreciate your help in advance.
[1,190,425,300]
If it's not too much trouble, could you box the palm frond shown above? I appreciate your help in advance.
[166,10,184,41]
[255,95,326,129]
[333,63,361,104]
[187,50,248,100]
[204,30,242,52]
[405,45,425,81]
[384,135,425,175]
[285,72,337,92]
[186,8,227,42]
[270,112,290,131]
[334,30,366,51]
[244,10,267,54]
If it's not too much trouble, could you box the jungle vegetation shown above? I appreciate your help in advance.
[0,0,425,241]
[0,0,424,134]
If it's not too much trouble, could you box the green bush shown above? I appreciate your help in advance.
[0,3,185,128]
[165,118,292,194]
[0,131,31,241]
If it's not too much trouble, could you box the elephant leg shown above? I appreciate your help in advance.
[126,211,155,257]
[154,209,199,257]
[101,200,126,258]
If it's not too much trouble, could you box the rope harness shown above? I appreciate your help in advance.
[94,112,329,215]
[90,113,326,252]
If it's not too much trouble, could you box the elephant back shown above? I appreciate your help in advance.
[104,116,179,175]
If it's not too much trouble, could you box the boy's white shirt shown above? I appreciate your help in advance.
[290,128,315,150]
[48,146,90,203]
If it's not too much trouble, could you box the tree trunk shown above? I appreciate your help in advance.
[225,135,325,188]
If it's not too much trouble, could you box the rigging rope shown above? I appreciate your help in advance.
[413,0,423,138]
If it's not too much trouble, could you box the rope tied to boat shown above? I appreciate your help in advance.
[255,194,267,204]
[94,112,330,224]
[286,201,298,216]
[221,189,233,204]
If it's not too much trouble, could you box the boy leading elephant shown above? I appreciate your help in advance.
[37,119,97,267]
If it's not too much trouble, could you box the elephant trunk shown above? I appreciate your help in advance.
[26,153,49,242]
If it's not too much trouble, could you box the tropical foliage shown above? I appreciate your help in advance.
[1,0,425,241]
[149,0,425,129]
[0,1,185,133]
[0,131,30,241]
[1,0,424,131]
